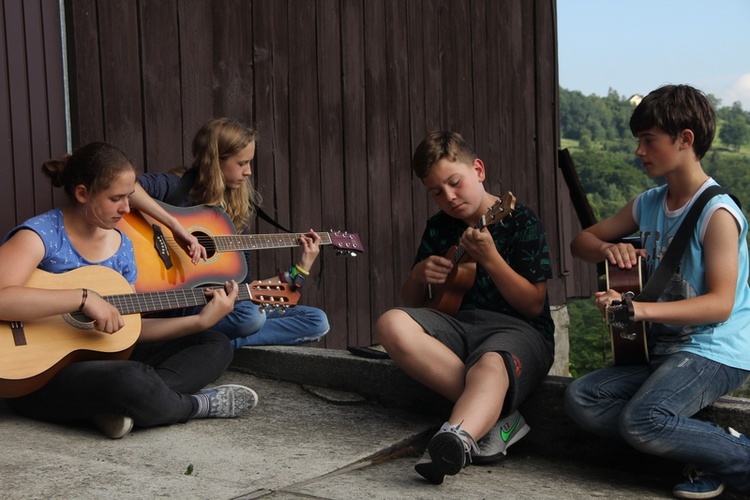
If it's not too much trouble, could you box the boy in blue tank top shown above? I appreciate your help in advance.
[565,85,750,499]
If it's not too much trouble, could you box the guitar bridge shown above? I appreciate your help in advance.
[152,224,174,270]
[10,321,26,346]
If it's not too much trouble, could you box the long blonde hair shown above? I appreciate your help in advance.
[188,118,262,232]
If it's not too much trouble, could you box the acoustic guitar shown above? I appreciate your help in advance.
[425,192,516,316]
[118,200,364,292]
[0,265,298,398]
[604,258,649,365]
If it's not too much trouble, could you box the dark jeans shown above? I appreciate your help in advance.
[7,330,233,427]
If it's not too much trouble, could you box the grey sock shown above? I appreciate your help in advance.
[190,392,211,419]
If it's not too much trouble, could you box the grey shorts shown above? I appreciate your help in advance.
[398,307,554,415]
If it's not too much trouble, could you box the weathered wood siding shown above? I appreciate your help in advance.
[1,0,598,349]
[0,0,68,230]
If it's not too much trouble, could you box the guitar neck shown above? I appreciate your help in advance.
[450,214,493,264]
[105,284,252,315]
[212,232,333,252]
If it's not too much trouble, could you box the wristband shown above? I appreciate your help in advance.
[622,292,635,321]
[280,266,306,290]
[294,264,310,276]
[79,288,89,311]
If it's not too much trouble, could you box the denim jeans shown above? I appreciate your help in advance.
[222,302,330,349]
[198,300,330,349]
[155,300,329,349]
[565,352,750,492]
[7,330,233,427]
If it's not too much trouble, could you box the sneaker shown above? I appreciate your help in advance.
[472,410,530,464]
[91,414,134,439]
[414,421,478,484]
[195,384,258,418]
[673,466,725,499]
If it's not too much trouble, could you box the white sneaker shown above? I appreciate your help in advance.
[91,414,134,439]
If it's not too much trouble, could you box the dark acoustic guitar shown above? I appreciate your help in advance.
[425,192,516,316]
[604,258,649,365]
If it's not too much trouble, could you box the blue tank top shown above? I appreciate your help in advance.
[634,180,750,370]
[4,207,137,284]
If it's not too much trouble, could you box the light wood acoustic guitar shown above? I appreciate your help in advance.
[0,265,298,398]
[425,192,516,316]
[604,258,650,365]
[118,200,364,292]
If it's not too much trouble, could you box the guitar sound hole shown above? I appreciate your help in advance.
[192,231,217,258]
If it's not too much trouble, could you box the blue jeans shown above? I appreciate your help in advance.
[195,300,330,350]
[565,352,750,492]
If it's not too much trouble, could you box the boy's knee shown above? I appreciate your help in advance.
[375,309,405,343]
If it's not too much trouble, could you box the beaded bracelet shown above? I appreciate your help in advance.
[280,265,307,290]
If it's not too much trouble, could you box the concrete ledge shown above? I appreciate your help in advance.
[231,346,750,471]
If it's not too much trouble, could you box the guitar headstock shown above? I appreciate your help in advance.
[481,192,517,228]
[247,281,300,310]
[328,231,364,256]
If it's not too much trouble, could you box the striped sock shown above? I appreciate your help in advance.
[190,392,212,419]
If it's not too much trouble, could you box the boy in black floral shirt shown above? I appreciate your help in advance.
[376,131,554,484]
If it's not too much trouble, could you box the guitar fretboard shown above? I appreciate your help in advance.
[214,232,334,252]
[105,284,253,315]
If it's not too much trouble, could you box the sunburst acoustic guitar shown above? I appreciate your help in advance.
[425,192,516,316]
[0,265,298,398]
[118,200,364,292]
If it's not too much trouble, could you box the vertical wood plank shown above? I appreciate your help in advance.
[341,0,372,346]
[315,0,348,349]
[252,0,287,281]
[5,0,35,223]
[41,0,68,208]
[65,0,103,147]
[0,2,18,236]
[97,0,143,163]
[176,0,213,166]
[139,0,183,171]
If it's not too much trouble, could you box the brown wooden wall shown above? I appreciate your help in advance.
[0,0,68,230]
[0,0,598,350]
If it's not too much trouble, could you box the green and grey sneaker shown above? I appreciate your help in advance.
[415,421,479,484]
[472,410,530,464]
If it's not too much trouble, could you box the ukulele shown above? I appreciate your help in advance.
[0,265,298,398]
[604,258,649,365]
[425,192,516,316]
[118,200,364,292]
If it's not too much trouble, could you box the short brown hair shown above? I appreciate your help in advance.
[630,84,716,160]
[412,131,477,179]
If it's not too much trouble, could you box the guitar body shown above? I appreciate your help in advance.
[119,200,364,292]
[120,203,247,292]
[424,247,476,316]
[0,267,140,398]
[0,265,299,398]
[605,259,649,365]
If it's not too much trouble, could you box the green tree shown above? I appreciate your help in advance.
[718,102,750,152]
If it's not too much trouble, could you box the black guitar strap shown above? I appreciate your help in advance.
[636,185,733,302]
[165,167,198,206]
[165,167,294,233]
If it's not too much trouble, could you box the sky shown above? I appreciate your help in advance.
[557,0,750,109]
